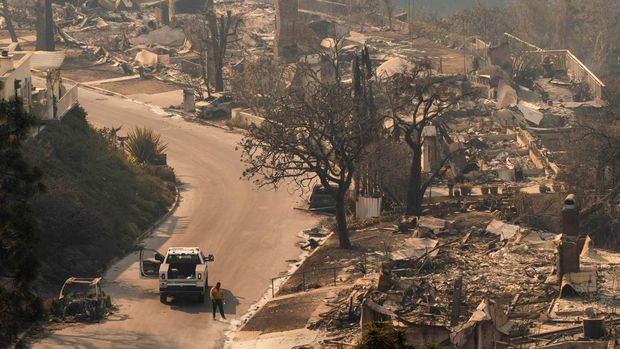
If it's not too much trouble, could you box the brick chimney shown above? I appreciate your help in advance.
[561,194,579,237]
[557,194,580,283]
[274,0,299,63]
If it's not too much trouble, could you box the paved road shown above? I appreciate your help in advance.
[33,86,317,348]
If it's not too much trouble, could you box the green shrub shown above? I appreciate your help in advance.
[125,127,168,166]
[355,322,440,349]
[23,106,176,287]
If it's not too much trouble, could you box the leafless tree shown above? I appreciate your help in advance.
[1,0,18,42]
[185,1,241,93]
[230,55,289,117]
[349,0,379,31]
[237,45,380,249]
[382,60,469,216]
[560,109,620,247]
[381,0,394,29]
[447,0,619,74]
[179,73,206,101]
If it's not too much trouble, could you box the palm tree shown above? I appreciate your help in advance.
[125,127,168,166]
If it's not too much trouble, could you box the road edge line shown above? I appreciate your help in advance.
[105,180,182,271]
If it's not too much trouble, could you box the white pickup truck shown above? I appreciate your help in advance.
[139,247,214,304]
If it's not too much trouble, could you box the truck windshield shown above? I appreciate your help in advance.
[166,254,201,264]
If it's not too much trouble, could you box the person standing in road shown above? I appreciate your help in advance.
[210,282,226,320]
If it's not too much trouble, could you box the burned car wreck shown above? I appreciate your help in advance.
[52,277,112,322]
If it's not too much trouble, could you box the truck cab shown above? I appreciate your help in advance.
[139,247,214,304]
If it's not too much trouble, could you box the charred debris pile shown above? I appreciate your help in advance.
[311,197,620,348]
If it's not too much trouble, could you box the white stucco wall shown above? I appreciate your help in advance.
[0,52,33,107]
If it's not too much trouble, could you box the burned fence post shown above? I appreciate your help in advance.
[557,194,581,284]
[378,263,393,292]
[167,0,175,24]
[450,275,463,326]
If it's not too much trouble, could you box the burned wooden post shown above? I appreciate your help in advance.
[378,263,393,292]
[348,296,354,322]
[450,275,463,326]
[167,0,175,24]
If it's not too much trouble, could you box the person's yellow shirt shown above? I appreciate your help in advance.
[210,287,224,300]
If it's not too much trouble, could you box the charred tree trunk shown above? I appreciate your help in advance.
[203,9,225,92]
[203,6,236,92]
[213,49,224,92]
[335,189,352,249]
[406,145,423,216]
[382,0,393,30]
[214,13,228,92]
[205,47,224,92]
[205,6,218,91]
[1,0,18,43]
[36,0,54,51]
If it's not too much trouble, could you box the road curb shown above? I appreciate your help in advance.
[35,70,240,133]
[64,75,233,131]
[137,181,182,242]
[102,180,181,272]
[223,229,334,348]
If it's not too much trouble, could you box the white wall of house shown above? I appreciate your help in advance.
[0,52,33,110]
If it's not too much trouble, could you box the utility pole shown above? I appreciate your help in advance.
[1,0,18,43]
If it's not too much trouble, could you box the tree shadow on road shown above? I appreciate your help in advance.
[30,329,175,349]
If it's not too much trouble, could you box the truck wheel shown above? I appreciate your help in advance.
[160,294,167,304]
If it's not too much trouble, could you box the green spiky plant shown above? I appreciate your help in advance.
[125,127,168,166]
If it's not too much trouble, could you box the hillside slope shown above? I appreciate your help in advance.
[23,106,176,291]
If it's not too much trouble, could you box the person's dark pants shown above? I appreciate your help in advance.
[212,299,225,319]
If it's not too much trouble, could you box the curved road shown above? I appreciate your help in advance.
[33,87,317,348]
